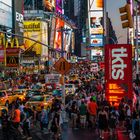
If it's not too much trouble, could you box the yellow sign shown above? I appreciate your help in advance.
[54,57,71,75]
[0,33,5,45]
[5,37,19,48]
[24,21,42,55]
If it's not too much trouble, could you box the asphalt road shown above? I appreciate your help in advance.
[1,123,140,140]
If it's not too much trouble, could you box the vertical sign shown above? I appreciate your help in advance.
[13,0,24,45]
[105,44,132,106]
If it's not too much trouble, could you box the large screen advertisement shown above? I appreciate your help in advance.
[105,44,132,106]
[90,11,103,35]
[56,0,62,14]
[24,21,42,55]
[43,0,55,11]
[64,24,72,52]
[0,1,12,28]
[41,22,48,58]
[89,0,103,11]
[54,18,64,51]
[90,35,103,47]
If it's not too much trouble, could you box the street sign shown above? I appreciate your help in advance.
[54,57,71,75]
[45,74,60,83]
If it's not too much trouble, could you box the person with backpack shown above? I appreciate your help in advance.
[109,108,117,136]
[21,107,32,140]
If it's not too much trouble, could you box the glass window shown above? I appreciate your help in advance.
[29,96,44,101]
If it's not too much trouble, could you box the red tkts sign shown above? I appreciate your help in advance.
[105,44,132,106]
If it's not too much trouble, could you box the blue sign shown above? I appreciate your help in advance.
[90,35,103,47]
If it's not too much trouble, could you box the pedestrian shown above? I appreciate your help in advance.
[79,101,87,128]
[87,97,98,129]
[21,107,32,140]
[32,106,37,128]
[1,109,9,140]
[71,101,79,129]
[98,106,108,139]
[51,109,61,140]
[40,106,49,132]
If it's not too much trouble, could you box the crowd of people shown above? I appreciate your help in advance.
[0,61,140,140]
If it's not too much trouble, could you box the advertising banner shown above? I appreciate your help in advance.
[105,44,132,106]
[90,35,103,47]
[43,0,55,11]
[6,48,19,67]
[64,24,72,52]
[54,18,64,51]
[90,11,103,35]
[91,49,103,56]
[56,0,62,14]
[24,21,42,55]
[0,0,12,28]
[13,0,24,45]
[89,0,103,11]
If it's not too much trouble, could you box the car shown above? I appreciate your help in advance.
[13,89,26,102]
[25,90,47,102]
[0,90,15,107]
[25,95,53,112]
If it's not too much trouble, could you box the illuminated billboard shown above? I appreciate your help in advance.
[24,21,41,55]
[0,0,12,28]
[90,35,103,47]
[105,44,132,106]
[56,0,62,14]
[91,49,103,56]
[43,0,55,11]
[64,24,72,52]
[89,0,103,11]
[54,18,64,51]
[89,11,103,35]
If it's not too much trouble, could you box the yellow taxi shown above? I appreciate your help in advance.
[13,89,26,102]
[25,95,53,112]
[0,105,8,117]
[0,90,15,107]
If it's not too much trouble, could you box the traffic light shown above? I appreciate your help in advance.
[119,4,133,28]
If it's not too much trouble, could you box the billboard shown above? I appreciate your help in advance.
[56,0,62,14]
[6,48,19,67]
[91,49,103,56]
[89,0,103,11]
[41,22,48,57]
[43,0,55,11]
[13,0,24,45]
[0,0,12,28]
[89,11,103,35]
[90,35,103,47]
[64,24,72,52]
[105,44,132,106]
[24,21,42,55]
[54,18,64,51]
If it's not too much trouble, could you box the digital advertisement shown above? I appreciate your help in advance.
[105,44,132,106]
[90,35,103,47]
[54,18,64,51]
[43,0,55,11]
[89,0,103,11]
[90,11,103,35]
[56,0,62,14]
